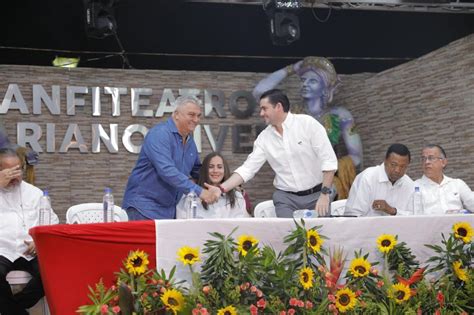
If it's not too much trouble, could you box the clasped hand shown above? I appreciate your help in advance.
[199,183,221,204]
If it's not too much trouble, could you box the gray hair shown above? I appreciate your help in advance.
[423,144,447,158]
[175,95,201,111]
[0,148,19,167]
[0,148,18,159]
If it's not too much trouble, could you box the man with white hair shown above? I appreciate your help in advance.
[123,95,220,220]
[0,148,59,315]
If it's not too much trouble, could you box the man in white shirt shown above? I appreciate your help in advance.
[0,148,59,315]
[415,144,474,214]
[344,144,414,216]
[220,89,338,217]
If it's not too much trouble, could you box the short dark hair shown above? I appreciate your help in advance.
[424,144,447,158]
[385,143,411,162]
[259,89,290,112]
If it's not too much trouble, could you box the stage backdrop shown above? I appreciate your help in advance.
[0,34,472,221]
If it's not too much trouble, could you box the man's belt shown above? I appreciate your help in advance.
[284,184,322,197]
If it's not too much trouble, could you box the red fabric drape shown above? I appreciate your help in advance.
[30,221,156,315]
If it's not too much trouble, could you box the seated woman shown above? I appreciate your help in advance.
[176,152,250,219]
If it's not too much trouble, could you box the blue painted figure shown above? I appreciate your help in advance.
[253,57,363,198]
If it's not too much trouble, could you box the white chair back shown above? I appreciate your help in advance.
[6,271,50,314]
[66,203,128,224]
[253,200,277,218]
[6,270,32,285]
[331,199,347,216]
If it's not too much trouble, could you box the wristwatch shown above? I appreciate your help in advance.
[321,186,332,195]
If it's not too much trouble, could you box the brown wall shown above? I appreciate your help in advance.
[1,34,472,221]
[340,34,474,182]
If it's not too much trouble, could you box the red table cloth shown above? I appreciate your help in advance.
[30,221,156,315]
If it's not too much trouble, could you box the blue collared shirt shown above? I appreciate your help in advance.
[122,118,202,219]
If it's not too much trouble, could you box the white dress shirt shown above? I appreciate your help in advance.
[344,163,415,216]
[0,181,59,262]
[234,112,338,192]
[414,175,474,215]
[176,191,250,219]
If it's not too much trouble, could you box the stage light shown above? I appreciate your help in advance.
[52,56,80,68]
[264,0,301,46]
[84,0,117,39]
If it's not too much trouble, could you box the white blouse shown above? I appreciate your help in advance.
[176,191,250,219]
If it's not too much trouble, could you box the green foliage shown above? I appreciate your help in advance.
[77,279,116,315]
[199,228,238,292]
[79,220,474,315]
[386,241,419,279]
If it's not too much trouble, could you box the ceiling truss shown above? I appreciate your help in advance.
[187,0,474,13]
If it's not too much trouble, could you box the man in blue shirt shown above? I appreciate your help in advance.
[123,95,220,220]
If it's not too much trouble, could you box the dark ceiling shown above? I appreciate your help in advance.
[1,0,473,74]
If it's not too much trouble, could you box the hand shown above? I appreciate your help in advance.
[315,194,330,216]
[293,60,304,72]
[23,240,36,256]
[200,183,221,204]
[0,165,22,189]
[372,200,395,215]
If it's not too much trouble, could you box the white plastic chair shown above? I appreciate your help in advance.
[253,200,277,218]
[330,199,347,216]
[66,203,128,224]
[6,271,50,314]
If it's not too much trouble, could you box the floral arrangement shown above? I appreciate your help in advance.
[78,221,474,314]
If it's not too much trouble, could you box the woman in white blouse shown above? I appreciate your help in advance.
[176,153,250,219]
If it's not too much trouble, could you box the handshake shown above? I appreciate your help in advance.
[199,183,224,204]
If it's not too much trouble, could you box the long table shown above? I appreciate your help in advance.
[31,215,473,315]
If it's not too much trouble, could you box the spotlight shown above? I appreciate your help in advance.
[264,0,301,46]
[84,0,117,39]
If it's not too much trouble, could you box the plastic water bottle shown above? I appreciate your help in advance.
[39,190,52,225]
[103,187,114,223]
[186,189,198,219]
[413,186,423,215]
[293,209,318,219]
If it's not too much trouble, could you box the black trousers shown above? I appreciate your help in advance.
[0,256,44,315]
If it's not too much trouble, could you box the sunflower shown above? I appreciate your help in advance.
[217,305,238,315]
[177,246,200,265]
[453,261,469,282]
[349,257,371,278]
[238,235,259,256]
[388,283,411,304]
[376,234,397,254]
[125,250,149,275]
[335,287,357,313]
[453,222,473,244]
[160,288,185,315]
[307,229,323,253]
[299,267,314,290]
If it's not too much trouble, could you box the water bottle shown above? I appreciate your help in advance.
[413,186,423,215]
[293,209,318,219]
[103,187,114,223]
[186,189,198,219]
[39,190,52,225]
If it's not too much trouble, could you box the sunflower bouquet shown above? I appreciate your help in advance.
[79,220,474,315]
[78,250,185,315]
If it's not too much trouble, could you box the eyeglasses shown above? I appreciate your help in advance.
[420,156,444,163]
